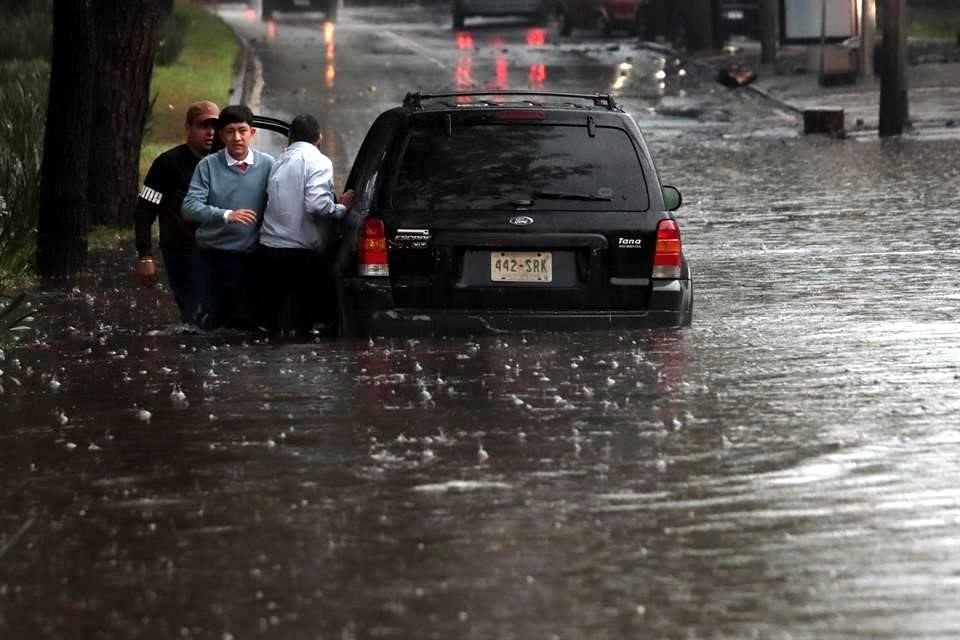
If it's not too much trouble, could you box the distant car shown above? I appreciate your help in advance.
[452,0,549,29]
[260,0,337,22]
[554,0,649,36]
[641,0,760,50]
[254,91,692,336]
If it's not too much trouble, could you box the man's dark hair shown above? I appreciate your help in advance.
[289,114,321,145]
[217,104,255,128]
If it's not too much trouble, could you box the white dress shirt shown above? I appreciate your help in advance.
[259,141,346,252]
[226,149,256,168]
[222,149,258,223]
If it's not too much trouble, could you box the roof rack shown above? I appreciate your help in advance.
[403,91,619,111]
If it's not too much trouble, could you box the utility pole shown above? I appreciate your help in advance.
[860,0,875,77]
[878,0,908,136]
[760,0,779,67]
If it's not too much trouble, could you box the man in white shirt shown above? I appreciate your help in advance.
[257,114,355,336]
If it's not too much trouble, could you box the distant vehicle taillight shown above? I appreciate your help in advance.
[652,219,682,279]
[359,218,389,277]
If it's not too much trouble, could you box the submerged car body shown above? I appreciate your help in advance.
[554,0,648,36]
[259,0,337,22]
[255,91,692,337]
[452,0,548,28]
[642,0,760,50]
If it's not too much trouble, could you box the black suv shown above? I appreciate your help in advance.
[259,0,337,22]
[257,91,692,336]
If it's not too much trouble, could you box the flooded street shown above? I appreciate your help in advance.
[3,3,960,638]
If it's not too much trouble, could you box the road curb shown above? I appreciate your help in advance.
[228,31,264,112]
[742,82,804,115]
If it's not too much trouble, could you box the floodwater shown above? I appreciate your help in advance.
[3,3,960,638]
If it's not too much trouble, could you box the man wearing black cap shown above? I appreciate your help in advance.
[134,100,220,325]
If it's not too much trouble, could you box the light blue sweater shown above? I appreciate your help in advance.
[182,149,274,253]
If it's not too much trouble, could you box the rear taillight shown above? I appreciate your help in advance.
[359,218,389,277]
[652,219,682,279]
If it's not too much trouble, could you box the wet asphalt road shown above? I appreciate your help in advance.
[2,3,960,638]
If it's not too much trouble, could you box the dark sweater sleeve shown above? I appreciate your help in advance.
[134,157,166,258]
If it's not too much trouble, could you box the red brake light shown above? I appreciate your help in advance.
[652,219,682,279]
[493,110,546,122]
[359,218,389,277]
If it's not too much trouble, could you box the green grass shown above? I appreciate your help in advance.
[142,1,238,175]
[88,225,135,251]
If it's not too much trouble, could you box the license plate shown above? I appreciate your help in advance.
[491,251,552,283]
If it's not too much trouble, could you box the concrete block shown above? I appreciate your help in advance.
[803,108,845,135]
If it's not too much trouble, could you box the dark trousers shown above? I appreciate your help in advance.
[255,244,333,337]
[161,250,202,325]
[196,248,253,330]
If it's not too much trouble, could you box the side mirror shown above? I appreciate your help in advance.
[662,185,682,211]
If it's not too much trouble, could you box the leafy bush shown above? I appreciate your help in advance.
[0,292,33,345]
[155,9,189,67]
[0,1,51,61]
[0,62,48,287]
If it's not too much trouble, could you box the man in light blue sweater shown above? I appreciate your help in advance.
[182,104,274,329]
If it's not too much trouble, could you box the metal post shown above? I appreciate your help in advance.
[878,0,907,136]
[860,0,875,77]
[760,0,779,67]
[818,0,827,82]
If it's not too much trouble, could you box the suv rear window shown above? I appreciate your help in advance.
[388,124,649,212]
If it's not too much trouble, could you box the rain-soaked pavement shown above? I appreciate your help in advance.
[3,2,960,638]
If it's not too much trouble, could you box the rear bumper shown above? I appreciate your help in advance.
[458,0,543,17]
[265,0,331,11]
[602,4,640,23]
[341,277,691,336]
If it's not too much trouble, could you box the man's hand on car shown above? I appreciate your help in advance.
[227,209,258,225]
[136,257,160,287]
[340,189,355,211]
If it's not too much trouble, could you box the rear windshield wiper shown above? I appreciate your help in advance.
[531,190,612,202]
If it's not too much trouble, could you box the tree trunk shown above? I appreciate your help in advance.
[88,0,171,227]
[36,0,96,278]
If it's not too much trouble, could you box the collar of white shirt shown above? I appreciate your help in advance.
[226,150,255,167]
[287,141,317,153]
